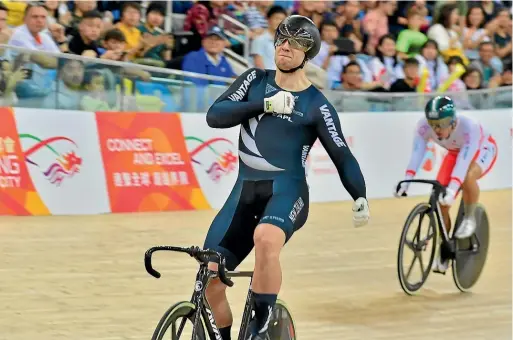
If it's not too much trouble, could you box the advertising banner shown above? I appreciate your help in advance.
[0,107,510,216]
[13,108,110,215]
[180,114,240,209]
[306,109,511,202]
[0,108,48,216]
[95,112,210,212]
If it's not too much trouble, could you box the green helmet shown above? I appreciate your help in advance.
[424,96,456,128]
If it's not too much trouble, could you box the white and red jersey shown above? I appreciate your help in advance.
[405,115,495,193]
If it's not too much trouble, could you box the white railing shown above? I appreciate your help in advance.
[2,44,511,114]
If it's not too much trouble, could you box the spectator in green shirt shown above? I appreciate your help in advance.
[137,2,173,66]
[396,6,428,61]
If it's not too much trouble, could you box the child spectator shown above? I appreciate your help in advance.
[415,39,449,92]
[80,70,117,111]
[443,55,467,92]
[462,67,483,90]
[390,57,420,92]
[68,10,103,57]
[396,6,428,60]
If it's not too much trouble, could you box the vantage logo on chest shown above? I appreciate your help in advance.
[228,70,257,102]
[320,104,346,147]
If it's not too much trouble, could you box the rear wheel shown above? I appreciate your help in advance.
[151,301,206,340]
[267,300,297,340]
[241,299,297,340]
[397,203,438,295]
[452,204,490,292]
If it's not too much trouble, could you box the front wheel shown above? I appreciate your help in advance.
[397,202,438,295]
[151,301,206,340]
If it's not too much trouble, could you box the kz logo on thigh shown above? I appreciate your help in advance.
[289,197,305,223]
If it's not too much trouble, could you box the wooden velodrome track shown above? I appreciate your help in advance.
[1,190,511,340]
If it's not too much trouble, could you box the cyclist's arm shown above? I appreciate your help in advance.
[448,122,482,192]
[404,123,429,179]
[206,68,265,128]
[314,101,366,200]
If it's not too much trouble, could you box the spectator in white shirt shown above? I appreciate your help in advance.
[250,5,287,70]
[427,3,465,62]
[310,20,340,70]
[367,34,404,89]
[7,3,63,106]
[8,3,63,64]
[414,39,449,92]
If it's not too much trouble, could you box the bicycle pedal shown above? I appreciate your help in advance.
[432,268,447,275]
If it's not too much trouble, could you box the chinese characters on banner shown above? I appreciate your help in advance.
[0,108,48,215]
[95,112,210,212]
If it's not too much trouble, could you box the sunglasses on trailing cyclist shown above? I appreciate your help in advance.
[427,117,454,130]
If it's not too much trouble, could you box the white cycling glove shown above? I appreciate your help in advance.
[352,197,370,228]
[394,174,414,198]
[439,187,457,206]
[394,181,410,198]
[264,91,295,114]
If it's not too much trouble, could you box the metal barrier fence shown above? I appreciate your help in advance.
[0,45,511,113]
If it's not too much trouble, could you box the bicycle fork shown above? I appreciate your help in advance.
[237,276,255,340]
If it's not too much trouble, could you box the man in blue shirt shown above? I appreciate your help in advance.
[182,26,236,86]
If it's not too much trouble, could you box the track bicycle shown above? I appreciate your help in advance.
[145,245,297,340]
[395,179,490,295]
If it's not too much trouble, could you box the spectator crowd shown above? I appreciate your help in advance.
[0,0,511,111]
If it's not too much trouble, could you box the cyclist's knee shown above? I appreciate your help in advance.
[253,223,286,260]
[206,278,227,298]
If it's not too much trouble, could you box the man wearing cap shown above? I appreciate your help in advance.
[182,26,236,86]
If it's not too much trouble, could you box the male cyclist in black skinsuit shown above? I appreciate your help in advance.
[203,15,370,340]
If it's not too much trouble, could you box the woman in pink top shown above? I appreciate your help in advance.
[362,0,397,55]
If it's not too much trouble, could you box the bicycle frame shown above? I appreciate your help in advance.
[185,264,256,340]
[145,246,261,340]
[397,179,461,259]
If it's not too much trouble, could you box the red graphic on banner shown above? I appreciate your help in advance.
[95,112,210,212]
[0,108,49,216]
